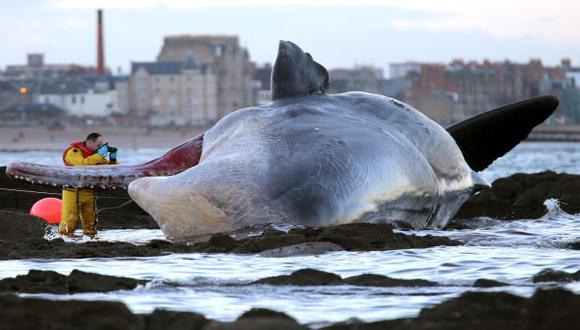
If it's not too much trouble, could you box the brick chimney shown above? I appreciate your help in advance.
[97,9,105,76]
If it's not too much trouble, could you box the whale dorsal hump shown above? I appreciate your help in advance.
[447,95,558,171]
[271,40,330,100]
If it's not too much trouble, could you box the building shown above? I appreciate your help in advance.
[36,77,118,117]
[329,66,384,94]
[389,62,422,79]
[3,53,101,79]
[563,58,580,88]
[130,61,218,126]
[402,59,570,124]
[156,35,254,117]
[0,103,66,123]
[379,77,407,100]
[558,59,580,123]
[0,81,22,111]
[252,63,272,105]
[112,76,130,115]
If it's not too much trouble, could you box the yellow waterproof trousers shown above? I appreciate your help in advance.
[59,188,97,236]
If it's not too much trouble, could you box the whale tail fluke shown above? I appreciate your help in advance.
[446,95,558,172]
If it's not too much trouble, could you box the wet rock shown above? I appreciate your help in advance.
[0,269,147,294]
[98,210,158,230]
[473,278,510,288]
[0,238,196,260]
[2,288,580,330]
[532,268,580,283]
[389,233,461,249]
[524,288,580,329]
[456,171,580,220]
[318,223,461,251]
[0,219,462,260]
[324,289,580,330]
[288,226,324,237]
[0,270,69,294]
[317,223,395,250]
[567,241,580,250]
[0,209,47,240]
[0,294,144,330]
[67,269,147,292]
[443,219,475,230]
[144,309,208,330]
[0,219,461,260]
[254,268,342,286]
[343,274,437,287]
[259,242,344,257]
[416,291,529,329]
[253,269,438,288]
[262,228,286,236]
[226,308,308,330]
[204,233,239,253]
[232,234,308,253]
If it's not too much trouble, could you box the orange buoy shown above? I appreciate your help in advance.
[30,198,62,224]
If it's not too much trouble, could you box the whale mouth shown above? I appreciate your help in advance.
[5,134,204,189]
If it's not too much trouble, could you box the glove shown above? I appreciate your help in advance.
[96,143,109,157]
[109,149,118,163]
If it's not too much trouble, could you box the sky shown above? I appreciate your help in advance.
[1,0,579,77]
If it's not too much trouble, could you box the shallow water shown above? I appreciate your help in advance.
[1,142,580,326]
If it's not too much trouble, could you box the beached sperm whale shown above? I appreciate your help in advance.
[6,41,558,241]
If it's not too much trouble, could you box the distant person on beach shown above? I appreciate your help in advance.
[59,132,118,237]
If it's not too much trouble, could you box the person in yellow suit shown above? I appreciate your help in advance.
[59,132,118,237]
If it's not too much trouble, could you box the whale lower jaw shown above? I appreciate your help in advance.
[128,177,231,242]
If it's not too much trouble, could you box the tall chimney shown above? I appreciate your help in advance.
[97,9,105,76]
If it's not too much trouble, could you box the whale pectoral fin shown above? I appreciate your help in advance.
[446,95,558,171]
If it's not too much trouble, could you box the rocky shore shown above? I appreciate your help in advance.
[0,267,579,330]
[456,170,580,220]
[0,208,459,260]
[6,267,577,294]
[0,269,146,294]
[0,270,580,330]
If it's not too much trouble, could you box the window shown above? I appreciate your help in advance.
[71,95,76,104]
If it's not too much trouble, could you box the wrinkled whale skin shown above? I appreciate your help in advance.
[128,91,475,240]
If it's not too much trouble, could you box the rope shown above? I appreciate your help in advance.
[0,187,130,200]
[96,199,135,215]
[0,186,135,215]
[0,187,62,197]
